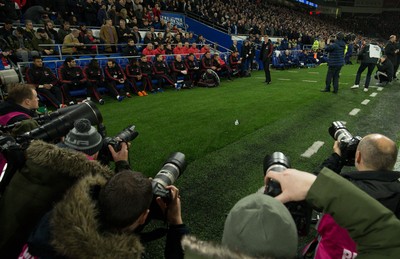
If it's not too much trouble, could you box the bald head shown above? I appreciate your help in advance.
[356,134,398,171]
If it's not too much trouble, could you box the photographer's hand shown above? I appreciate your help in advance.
[333,141,341,156]
[156,185,183,225]
[108,142,129,162]
[265,169,316,204]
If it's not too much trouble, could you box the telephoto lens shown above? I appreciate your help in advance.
[152,152,186,200]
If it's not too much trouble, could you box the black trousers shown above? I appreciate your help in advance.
[263,59,271,83]
[325,65,342,92]
[355,63,375,88]
[37,86,64,108]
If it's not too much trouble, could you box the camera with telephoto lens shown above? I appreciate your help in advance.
[143,152,186,223]
[328,121,362,166]
[152,152,186,200]
[0,101,103,194]
[97,125,138,165]
[264,152,312,236]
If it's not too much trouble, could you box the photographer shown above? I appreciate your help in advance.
[265,168,400,258]
[24,154,188,258]
[307,134,400,258]
[351,41,380,92]
[375,55,394,86]
[0,83,39,130]
[321,32,346,94]
[319,133,400,215]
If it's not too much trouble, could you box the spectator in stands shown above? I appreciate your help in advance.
[57,21,72,44]
[375,55,393,86]
[152,2,161,20]
[152,16,161,30]
[174,34,182,44]
[384,35,398,80]
[321,33,346,94]
[259,35,273,84]
[0,83,39,126]
[44,21,58,43]
[171,54,192,88]
[139,54,155,92]
[83,29,101,53]
[62,29,85,54]
[164,32,174,44]
[143,31,154,45]
[0,0,19,22]
[154,44,166,56]
[104,59,132,98]
[23,20,36,41]
[153,53,177,90]
[122,38,139,57]
[154,32,165,46]
[32,28,56,56]
[84,59,121,104]
[0,49,15,70]
[188,43,200,57]
[131,26,142,44]
[126,58,148,96]
[8,27,40,63]
[185,53,200,85]
[165,43,173,55]
[196,34,206,46]
[100,18,118,53]
[117,18,133,43]
[58,57,91,104]
[97,3,108,26]
[23,5,50,24]
[26,56,64,108]
[84,0,99,26]
[351,41,380,92]
[142,42,155,57]
[0,20,14,40]
[173,42,185,55]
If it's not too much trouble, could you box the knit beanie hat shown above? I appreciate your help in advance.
[64,119,103,156]
[222,193,298,259]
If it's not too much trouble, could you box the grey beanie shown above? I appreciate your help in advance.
[64,119,103,156]
[222,193,298,258]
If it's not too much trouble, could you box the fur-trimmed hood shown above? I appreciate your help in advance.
[182,236,258,259]
[50,174,144,259]
[25,140,113,180]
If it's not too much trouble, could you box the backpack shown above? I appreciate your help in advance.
[302,214,357,259]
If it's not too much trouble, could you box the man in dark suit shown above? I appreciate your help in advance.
[259,35,273,84]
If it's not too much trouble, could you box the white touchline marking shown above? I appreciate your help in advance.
[370,92,378,97]
[394,152,400,171]
[308,71,319,74]
[377,87,383,91]
[349,108,360,116]
[361,99,370,105]
[302,80,318,82]
[301,141,325,158]
[277,78,291,80]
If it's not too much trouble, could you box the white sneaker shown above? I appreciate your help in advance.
[363,88,369,92]
[350,84,359,89]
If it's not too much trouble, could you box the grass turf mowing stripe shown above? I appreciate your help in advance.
[301,141,325,158]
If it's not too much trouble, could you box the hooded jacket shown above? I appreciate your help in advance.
[0,140,113,258]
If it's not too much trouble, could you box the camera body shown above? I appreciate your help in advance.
[329,121,361,166]
[97,125,138,165]
[264,152,311,236]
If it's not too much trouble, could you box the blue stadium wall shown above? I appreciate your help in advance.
[161,12,232,50]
